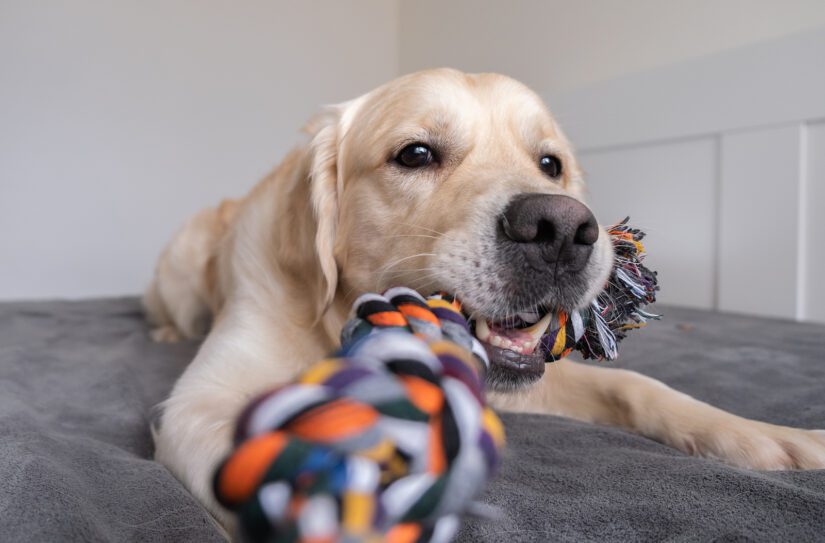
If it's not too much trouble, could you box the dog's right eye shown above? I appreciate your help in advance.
[395,143,435,168]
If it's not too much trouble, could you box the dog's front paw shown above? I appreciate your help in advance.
[701,421,825,470]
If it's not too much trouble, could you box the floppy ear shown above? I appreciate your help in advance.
[306,106,344,314]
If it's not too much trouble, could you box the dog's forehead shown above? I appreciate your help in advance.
[353,70,558,138]
[470,73,554,119]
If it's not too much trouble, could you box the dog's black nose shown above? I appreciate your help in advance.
[500,193,598,272]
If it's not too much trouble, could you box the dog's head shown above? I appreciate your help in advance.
[303,69,613,392]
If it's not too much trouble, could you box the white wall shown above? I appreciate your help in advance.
[0,0,398,300]
[399,0,825,94]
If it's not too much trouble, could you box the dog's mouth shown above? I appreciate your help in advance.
[471,311,557,390]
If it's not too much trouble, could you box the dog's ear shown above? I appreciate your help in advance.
[304,101,354,315]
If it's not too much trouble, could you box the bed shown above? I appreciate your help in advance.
[1,298,823,542]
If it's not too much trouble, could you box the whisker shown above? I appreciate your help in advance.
[381,271,441,285]
[376,253,436,288]
[411,276,441,294]
[382,233,441,240]
[380,268,442,278]
[377,253,437,273]
[381,268,440,281]
[395,222,446,237]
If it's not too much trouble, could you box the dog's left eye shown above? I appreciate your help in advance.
[396,143,435,168]
[539,155,563,178]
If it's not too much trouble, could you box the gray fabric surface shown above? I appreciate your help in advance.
[0,298,823,542]
[0,298,222,542]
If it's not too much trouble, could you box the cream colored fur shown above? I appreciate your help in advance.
[146,69,825,530]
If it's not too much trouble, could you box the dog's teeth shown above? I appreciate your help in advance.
[523,313,554,341]
[522,336,540,355]
[476,315,548,355]
[475,319,491,342]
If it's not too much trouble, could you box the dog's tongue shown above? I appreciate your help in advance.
[475,313,554,355]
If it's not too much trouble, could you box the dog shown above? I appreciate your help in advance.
[147,68,825,528]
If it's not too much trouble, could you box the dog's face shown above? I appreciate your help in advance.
[317,69,613,391]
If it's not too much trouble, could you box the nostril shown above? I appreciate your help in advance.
[501,213,541,242]
[574,219,599,246]
[534,219,556,244]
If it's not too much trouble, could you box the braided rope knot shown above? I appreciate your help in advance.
[213,287,504,543]
[541,217,660,362]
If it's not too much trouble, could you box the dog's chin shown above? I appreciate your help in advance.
[482,343,545,392]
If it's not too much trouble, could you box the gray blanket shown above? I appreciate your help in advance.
[0,298,823,542]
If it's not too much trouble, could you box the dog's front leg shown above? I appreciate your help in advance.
[490,359,825,470]
[154,299,331,532]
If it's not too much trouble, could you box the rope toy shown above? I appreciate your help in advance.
[213,288,504,543]
[538,217,659,362]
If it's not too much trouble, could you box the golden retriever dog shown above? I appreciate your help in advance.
[147,68,825,528]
